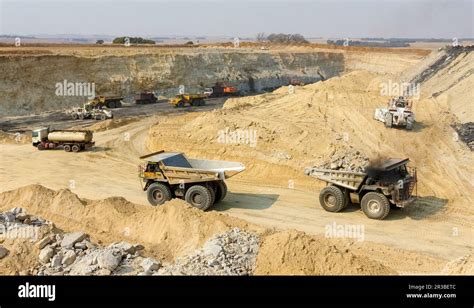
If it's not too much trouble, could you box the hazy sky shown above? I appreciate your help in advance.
[0,0,472,38]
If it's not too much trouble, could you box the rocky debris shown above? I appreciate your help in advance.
[453,122,474,150]
[97,249,122,271]
[316,148,369,172]
[37,232,148,276]
[62,250,76,266]
[39,246,55,263]
[141,258,160,273]
[61,232,87,249]
[36,235,54,250]
[0,245,9,259]
[0,207,52,228]
[156,228,260,276]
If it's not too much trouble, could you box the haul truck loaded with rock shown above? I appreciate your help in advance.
[139,151,245,210]
[305,158,417,220]
[32,127,94,152]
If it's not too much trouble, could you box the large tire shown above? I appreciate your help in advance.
[108,101,116,108]
[360,192,390,220]
[185,185,214,210]
[319,186,346,212]
[384,113,393,128]
[37,143,45,151]
[177,101,184,108]
[100,114,107,121]
[214,181,228,203]
[406,116,414,130]
[147,182,172,206]
[64,145,71,152]
[71,144,80,153]
[115,101,122,108]
[78,113,85,120]
[72,113,78,120]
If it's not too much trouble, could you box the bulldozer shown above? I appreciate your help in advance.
[374,96,415,130]
[169,94,207,107]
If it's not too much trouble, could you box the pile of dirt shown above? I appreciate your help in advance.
[441,254,474,275]
[0,185,405,275]
[0,130,31,144]
[0,185,259,261]
[254,230,396,275]
[74,118,137,132]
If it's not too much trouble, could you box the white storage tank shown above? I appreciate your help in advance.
[47,130,93,143]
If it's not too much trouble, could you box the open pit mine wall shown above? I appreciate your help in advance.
[0,51,344,116]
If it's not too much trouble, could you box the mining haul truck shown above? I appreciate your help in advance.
[139,151,245,210]
[87,96,123,108]
[374,96,415,130]
[32,127,94,152]
[169,94,207,107]
[134,92,158,104]
[304,158,417,220]
[204,82,239,97]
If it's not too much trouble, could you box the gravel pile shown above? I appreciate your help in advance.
[318,149,369,172]
[157,228,260,275]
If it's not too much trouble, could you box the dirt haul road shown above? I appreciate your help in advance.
[0,110,471,271]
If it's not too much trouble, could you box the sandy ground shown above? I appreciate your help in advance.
[0,46,472,275]
[0,110,471,274]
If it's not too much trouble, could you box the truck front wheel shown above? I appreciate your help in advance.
[319,186,346,212]
[185,185,214,210]
[147,182,172,206]
[361,192,390,220]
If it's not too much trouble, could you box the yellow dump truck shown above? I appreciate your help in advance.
[139,151,245,210]
[169,94,207,107]
[87,96,123,108]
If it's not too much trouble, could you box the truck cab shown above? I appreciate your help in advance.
[32,127,49,146]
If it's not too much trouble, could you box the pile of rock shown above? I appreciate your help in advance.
[2,209,261,276]
[157,228,260,275]
[453,122,474,150]
[318,149,369,172]
[37,232,162,276]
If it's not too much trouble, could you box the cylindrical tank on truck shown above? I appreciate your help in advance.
[32,127,94,152]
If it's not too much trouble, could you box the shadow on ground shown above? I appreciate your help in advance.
[213,192,279,211]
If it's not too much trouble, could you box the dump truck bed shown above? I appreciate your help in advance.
[304,167,366,191]
[140,151,245,184]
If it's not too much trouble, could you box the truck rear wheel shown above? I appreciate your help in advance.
[384,113,393,128]
[361,192,390,220]
[71,144,80,153]
[214,181,228,203]
[406,117,414,130]
[319,186,346,212]
[64,145,71,152]
[78,113,85,120]
[72,113,78,120]
[185,185,213,210]
[147,182,172,206]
